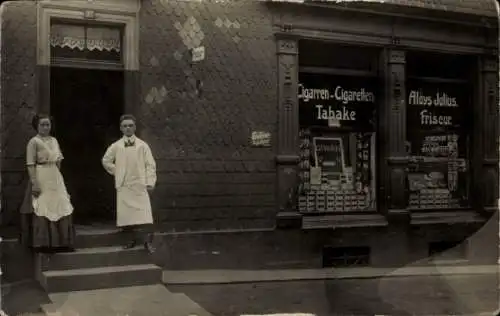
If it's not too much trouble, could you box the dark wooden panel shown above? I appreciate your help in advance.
[275,3,392,39]
[155,160,275,173]
[157,172,275,184]
[302,213,387,230]
[383,50,409,221]
[411,222,482,241]
[478,57,499,215]
[154,194,276,209]
[276,35,300,216]
[155,183,275,196]
[410,211,484,225]
[156,218,276,233]
[155,206,276,221]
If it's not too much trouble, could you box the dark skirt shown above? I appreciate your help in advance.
[29,214,75,251]
[20,213,33,248]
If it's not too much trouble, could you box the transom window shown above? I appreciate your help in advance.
[50,21,123,64]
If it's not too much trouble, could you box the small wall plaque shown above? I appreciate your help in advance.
[84,10,96,19]
[191,46,205,62]
[251,131,271,147]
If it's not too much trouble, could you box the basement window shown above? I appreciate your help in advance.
[322,246,371,267]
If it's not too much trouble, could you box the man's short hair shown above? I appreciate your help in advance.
[120,114,136,124]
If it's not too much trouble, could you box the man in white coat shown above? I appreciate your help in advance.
[102,114,156,252]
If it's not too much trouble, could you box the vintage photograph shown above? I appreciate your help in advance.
[0,0,498,315]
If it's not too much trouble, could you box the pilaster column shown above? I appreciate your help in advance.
[479,57,499,215]
[384,49,409,223]
[276,35,300,223]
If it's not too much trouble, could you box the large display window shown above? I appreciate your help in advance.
[406,52,473,209]
[297,73,378,212]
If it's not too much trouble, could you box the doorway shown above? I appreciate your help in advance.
[50,66,124,224]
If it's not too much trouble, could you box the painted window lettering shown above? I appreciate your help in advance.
[315,105,356,121]
[408,90,458,107]
[299,84,375,104]
[334,86,375,104]
[298,84,330,102]
[409,89,458,126]
[420,109,452,126]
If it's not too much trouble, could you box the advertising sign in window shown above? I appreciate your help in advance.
[406,79,470,209]
[297,73,378,213]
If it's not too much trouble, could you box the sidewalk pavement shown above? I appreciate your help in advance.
[32,284,211,316]
[2,264,498,316]
[162,264,500,285]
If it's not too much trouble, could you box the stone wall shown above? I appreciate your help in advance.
[0,1,38,226]
[138,0,278,231]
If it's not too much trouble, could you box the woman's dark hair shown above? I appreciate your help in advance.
[119,114,136,124]
[31,113,52,131]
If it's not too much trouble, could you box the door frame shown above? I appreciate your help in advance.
[49,66,125,223]
[36,0,139,115]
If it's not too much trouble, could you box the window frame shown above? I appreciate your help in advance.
[296,40,382,214]
[404,51,475,210]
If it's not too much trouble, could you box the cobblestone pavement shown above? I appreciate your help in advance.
[168,275,499,316]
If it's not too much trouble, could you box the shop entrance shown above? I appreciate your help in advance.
[50,66,124,224]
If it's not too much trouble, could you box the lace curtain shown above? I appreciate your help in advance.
[50,24,121,52]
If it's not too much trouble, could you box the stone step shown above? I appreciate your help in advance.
[40,264,162,293]
[36,246,151,271]
[75,227,124,248]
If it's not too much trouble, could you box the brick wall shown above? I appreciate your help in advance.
[138,0,278,231]
[0,1,38,226]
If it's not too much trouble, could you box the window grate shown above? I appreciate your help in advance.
[322,246,370,267]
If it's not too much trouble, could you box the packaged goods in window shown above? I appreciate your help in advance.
[313,137,345,186]
[297,130,376,212]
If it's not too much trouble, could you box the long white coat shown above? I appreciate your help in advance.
[102,136,157,227]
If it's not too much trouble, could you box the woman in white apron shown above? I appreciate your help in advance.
[21,114,75,252]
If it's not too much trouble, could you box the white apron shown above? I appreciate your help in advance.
[25,136,73,221]
[116,146,153,226]
[102,137,156,227]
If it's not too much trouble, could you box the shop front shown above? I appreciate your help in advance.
[0,0,498,273]
[273,0,499,266]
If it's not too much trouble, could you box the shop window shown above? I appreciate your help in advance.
[50,22,122,63]
[406,52,473,210]
[297,41,379,213]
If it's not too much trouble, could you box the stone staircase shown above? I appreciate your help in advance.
[34,225,162,293]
